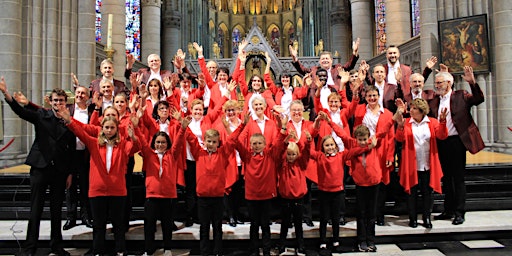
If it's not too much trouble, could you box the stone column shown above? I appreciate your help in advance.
[141,0,162,63]
[0,0,24,165]
[386,0,411,46]
[101,0,126,81]
[329,1,351,58]
[419,0,438,89]
[350,0,373,61]
[76,0,97,86]
[492,0,512,146]
[162,0,181,71]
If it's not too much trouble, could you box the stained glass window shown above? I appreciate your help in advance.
[411,0,420,37]
[374,0,386,54]
[95,0,141,61]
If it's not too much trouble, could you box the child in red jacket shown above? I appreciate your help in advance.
[186,114,247,256]
[277,131,312,254]
[346,125,379,252]
[137,117,189,256]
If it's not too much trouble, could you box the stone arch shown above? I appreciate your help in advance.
[283,21,295,56]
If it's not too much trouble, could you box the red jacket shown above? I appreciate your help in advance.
[277,140,311,199]
[236,131,286,200]
[138,127,185,198]
[238,117,279,149]
[395,117,448,194]
[198,57,239,110]
[264,73,308,105]
[186,123,245,197]
[347,144,382,187]
[68,119,140,197]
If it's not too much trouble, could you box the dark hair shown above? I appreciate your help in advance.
[51,88,68,101]
[150,131,172,150]
[365,85,380,96]
[217,67,230,76]
[147,78,164,99]
[152,100,170,120]
[353,125,370,138]
[248,74,265,93]
[316,68,328,76]
[280,71,291,80]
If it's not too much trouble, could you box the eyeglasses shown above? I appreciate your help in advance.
[435,81,446,85]
[225,109,236,112]
[52,99,66,102]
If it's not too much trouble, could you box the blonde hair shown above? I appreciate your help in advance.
[410,98,430,115]
[190,98,204,109]
[250,133,266,144]
[287,142,300,155]
[223,100,241,111]
[327,92,342,102]
[98,116,120,146]
[204,129,220,140]
[320,135,338,153]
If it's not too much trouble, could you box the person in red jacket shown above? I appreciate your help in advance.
[235,114,287,256]
[277,131,312,255]
[346,125,379,252]
[137,116,189,256]
[395,99,448,229]
[58,110,140,256]
[186,114,247,256]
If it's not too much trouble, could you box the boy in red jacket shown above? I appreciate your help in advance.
[346,125,379,252]
[186,115,247,256]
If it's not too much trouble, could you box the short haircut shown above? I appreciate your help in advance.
[372,63,386,73]
[75,86,90,98]
[410,98,430,115]
[51,88,68,101]
[151,131,172,150]
[289,100,304,111]
[327,92,342,102]
[223,99,241,111]
[316,68,328,76]
[410,73,425,83]
[100,59,114,68]
[190,98,204,109]
[250,133,266,144]
[319,51,333,58]
[217,67,230,76]
[100,78,113,87]
[353,125,370,138]
[204,129,220,140]
[251,94,267,108]
[152,100,170,120]
[320,135,339,153]
[435,71,454,85]
[365,85,380,95]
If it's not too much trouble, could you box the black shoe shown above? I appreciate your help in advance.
[228,217,237,227]
[358,241,368,252]
[49,249,71,256]
[367,242,377,252]
[185,218,194,227]
[434,212,453,220]
[452,216,465,225]
[408,219,418,228]
[304,218,314,227]
[376,216,385,226]
[327,219,332,225]
[423,216,433,228]
[63,219,76,230]
[171,222,179,231]
[297,247,306,254]
[339,216,346,226]
[82,217,93,228]
[278,244,286,253]
[318,247,332,256]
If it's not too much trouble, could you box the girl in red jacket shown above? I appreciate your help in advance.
[63,113,140,256]
[186,115,247,256]
[137,117,189,256]
[277,131,312,254]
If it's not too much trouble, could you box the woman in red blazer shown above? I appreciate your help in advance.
[395,98,448,228]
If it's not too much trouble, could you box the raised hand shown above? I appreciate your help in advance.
[126,54,135,69]
[238,49,247,63]
[55,104,71,123]
[181,116,192,129]
[227,79,237,93]
[286,130,298,142]
[425,56,438,69]
[461,65,476,85]
[272,105,285,114]
[13,92,29,106]
[338,68,350,85]
[170,106,182,122]
[439,107,448,122]
[176,48,186,60]
[265,52,271,63]
[92,91,102,109]
[192,42,203,56]
[130,113,140,127]
[243,112,251,125]
[71,73,79,86]
[303,73,313,87]
[197,73,206,89]
[238,39,249,53]
[352,37,360,56]
[395,98,406,114]
[289,45,298,60]
[438,63,449,73]
[395,66,403,82]
[163,76,172,91]
[393,110,404,127]
[318,111,331,123]
[129,94,139,113]
[305,130,312,142]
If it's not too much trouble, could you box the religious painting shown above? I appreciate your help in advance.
[438,14,490,74]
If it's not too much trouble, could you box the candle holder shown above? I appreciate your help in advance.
[105,47,116,60]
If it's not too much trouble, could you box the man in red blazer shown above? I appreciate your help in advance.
[73,59,129,97]
[428,66,485,225]
[403,73,436,103]
[125,53,173,85]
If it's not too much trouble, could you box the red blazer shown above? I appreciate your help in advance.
[396,117,448,194]
[366,64,412,97]
[353,104,395,184]
[187,123,245,197]
[403,89,435,104]
[428,83,485,154]
[138,127,185,198]
[236,130,286,200]
[277,140,311,199]
[264,73,308,105]
[68,119,140,197]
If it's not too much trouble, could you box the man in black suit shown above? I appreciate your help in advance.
[0,77,75,256]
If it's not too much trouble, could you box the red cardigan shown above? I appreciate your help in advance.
[395,117,448,194]
[138,127,185,198]
[264,73,308,105]
[187,123,244,197]
[68,119,140,197]
[277,140,311,199]
[236,131,286,200]
[353,104,395,184]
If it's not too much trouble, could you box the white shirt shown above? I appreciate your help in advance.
[281,87,293,116]
[148,70,162,83]
[375,81,385,109]
[326,68,335,86]
[292,120,303,140]
[410,116,431,171]
[412,89,423,100]
[73,104,89,150]
[180,88,190,113]
[106,144,113,174]
[228,117,242,166]
[102,97,113,111]
[218,83,229,98]
[387,61,399,85]
[254,115,270,135]
[320,85,332,110]
[155,150,164,177]
[438,90,458,136]
[362,105,384,137]
[158,120,169,134]
[330,110,345,152]
[186,117,204,161]
[203,86,211,108]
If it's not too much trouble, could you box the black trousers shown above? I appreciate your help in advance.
[247,199,272,254]
[144,198,175,254]
[356,185,378,244]
[407,171,433,220]
[90,196,126,255]
[302,178,313,220]
[437,136,467,217]
[224,166,245,220]
[65,149,91,220]
[123,156,135,230]
[318,190,343,244]
[23,167,67,254]
[185,160,198,221]
[198,197,224,256]
[279,198,304,249]
[375,182,387,219]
